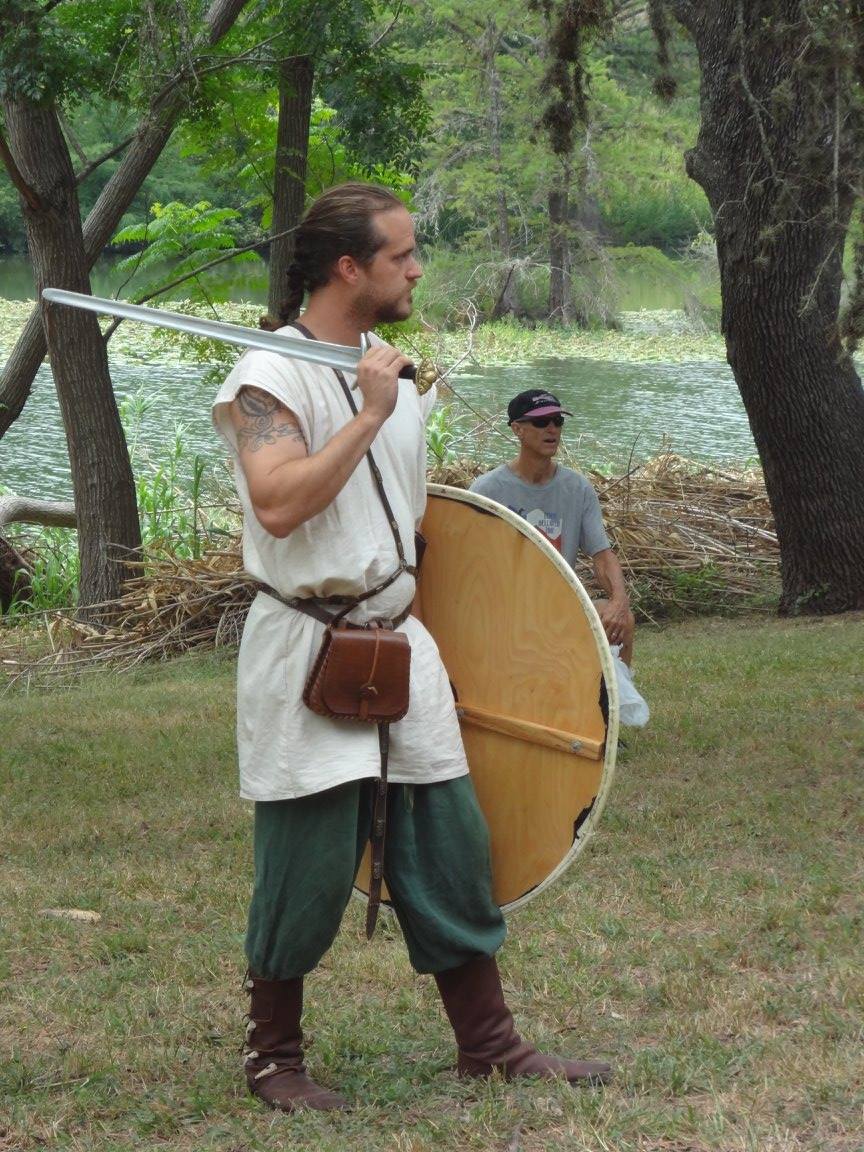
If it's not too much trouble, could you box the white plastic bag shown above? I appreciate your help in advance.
[610,645,650,728]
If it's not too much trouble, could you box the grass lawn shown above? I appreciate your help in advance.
[1,615,862,1151]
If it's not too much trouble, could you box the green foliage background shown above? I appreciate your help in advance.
[0,5,709,264]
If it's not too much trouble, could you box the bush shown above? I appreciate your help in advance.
[600,178,712,251]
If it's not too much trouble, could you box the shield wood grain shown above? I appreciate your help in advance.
[355,484,619,913]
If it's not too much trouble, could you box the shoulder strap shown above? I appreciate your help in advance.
[288,321,411,577]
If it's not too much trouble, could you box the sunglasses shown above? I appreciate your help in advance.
[523,415,564,429]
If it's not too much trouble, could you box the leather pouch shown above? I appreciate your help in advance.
[303,622,411,723]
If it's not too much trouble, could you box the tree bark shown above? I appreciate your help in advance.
[0,0,251,440]
[671,1,864,614]
[267,55,314,323]
[0,535,32,612]
[2,97,141,617]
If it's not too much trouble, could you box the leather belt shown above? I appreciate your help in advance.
[252,581,412,630]
[367,726,389,939]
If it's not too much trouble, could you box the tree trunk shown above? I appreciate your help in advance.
[491,262,521,319]
[0,536,32,611]
[548,160,573,323]
[267,55,314,323]
[0,0,251,440]
[2,98,141,617]
[671,1,864,614]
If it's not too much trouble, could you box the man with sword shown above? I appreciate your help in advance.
[48,181,612,1112]
[213,182,612,1111]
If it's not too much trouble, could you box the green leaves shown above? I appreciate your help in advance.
[111,200,263,303]
[0,0,139,104]
[0,0,78,104]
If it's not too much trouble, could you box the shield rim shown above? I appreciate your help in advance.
[425,484,619,913]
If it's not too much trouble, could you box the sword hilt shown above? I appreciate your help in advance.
[358,333,417,383]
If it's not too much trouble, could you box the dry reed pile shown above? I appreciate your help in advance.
[589,451,778,616]
[430,450,778,617]
[1,546,252,690]
[1,453,778,688]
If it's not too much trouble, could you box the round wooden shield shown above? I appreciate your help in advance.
[356,484,619,914]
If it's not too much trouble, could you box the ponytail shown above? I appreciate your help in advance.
[259,262,306,331]
[283,262,307,320]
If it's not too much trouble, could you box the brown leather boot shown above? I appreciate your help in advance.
[243,973,349,1111]
[435,955,612,1085]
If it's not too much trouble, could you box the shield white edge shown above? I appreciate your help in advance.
[426,484,619,915]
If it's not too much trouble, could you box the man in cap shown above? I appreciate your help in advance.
[470,389,635,664]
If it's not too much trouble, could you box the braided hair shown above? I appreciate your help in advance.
[261,183,405,330]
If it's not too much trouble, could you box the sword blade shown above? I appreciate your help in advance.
[40,288,409,377]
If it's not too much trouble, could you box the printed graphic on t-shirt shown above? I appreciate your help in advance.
[512,506,563,552]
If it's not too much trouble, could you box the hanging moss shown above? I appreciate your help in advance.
[528,0,613,157]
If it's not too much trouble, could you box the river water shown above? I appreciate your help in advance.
[0,256,753,501]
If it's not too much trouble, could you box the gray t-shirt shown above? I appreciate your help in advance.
[469,464,610,567]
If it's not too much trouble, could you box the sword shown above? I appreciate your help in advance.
[41,288,419,381]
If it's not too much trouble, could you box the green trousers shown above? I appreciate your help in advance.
[246,774,506,979]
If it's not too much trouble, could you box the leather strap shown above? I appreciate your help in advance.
[365,724,389,939]
[258,576,405,937]
[253,582,412,631]
[290,320,413,580]
[277,323,412,939]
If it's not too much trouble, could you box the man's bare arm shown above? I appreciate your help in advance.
[592,548,633,648]
[228,345,412,538]
[234,388,308,454]
[592,548,629,607]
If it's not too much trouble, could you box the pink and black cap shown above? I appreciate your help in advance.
[507,389,573,423]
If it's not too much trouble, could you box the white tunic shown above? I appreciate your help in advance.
[212,330,469,801]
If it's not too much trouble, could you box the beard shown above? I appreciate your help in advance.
[353,285,414,327]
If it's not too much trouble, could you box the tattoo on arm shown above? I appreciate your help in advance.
[235,387,307,453]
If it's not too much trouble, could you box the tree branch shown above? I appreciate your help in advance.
[75,132,137,184]
[370,1,404,50]
[143,224,298,296]
[0,494,77,529]
[0,127,45,213]
[192,31,288,77]
[58,110,88,168]
[100,223,300,342]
